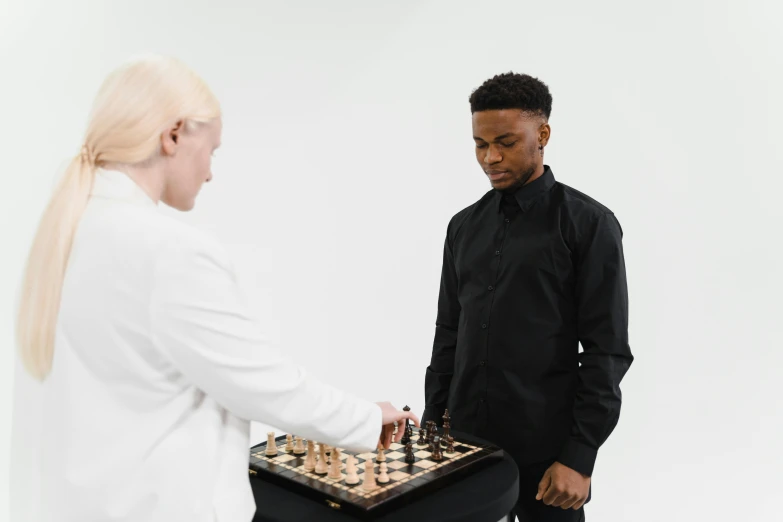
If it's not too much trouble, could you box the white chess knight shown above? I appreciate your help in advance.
[304,441,316,472]
[328,448,343,480]
[315,443,329,475]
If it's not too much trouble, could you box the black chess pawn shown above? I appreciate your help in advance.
[400,423,412,445]
[404,442,415,464]
[431,436,443,462]
[416,427,427,446]
[446,435,455,454]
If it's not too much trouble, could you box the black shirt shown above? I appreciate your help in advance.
[422,166,633,477]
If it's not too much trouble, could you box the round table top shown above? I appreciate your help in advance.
[250,435,519,522]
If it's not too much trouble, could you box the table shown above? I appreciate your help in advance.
[250,434,519,522]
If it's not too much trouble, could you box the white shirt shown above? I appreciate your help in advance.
[40,169,382,522]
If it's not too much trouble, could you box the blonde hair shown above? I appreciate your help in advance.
[16,55,221,380]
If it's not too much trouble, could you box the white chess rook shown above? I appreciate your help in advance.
[265,432,278,456]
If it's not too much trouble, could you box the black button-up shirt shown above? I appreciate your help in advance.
[422,166,633,476]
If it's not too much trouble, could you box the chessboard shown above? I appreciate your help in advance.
[248,426,504,520]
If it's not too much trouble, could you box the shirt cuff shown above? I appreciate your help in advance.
[558,438,598,477]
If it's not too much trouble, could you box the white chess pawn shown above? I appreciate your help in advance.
[293,436,306,455]
[328,447,343,480]
[304,440,316,472]
[377,462,390,484]
[376,445,386,462]
[315,443,329,474]
[284,434,293,453]
[345,455,360,485]
[360,458,378,491]
[265,432,278,456]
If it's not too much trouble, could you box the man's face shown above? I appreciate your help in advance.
[472,109,549,191]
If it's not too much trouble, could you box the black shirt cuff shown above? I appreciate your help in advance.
[558,438,597,477]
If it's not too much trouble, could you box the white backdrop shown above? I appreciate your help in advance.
[2,1,782,521]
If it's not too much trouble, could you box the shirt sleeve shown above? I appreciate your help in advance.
[148,233,382,453]
[558,212,634,476]
[423,228,460,425]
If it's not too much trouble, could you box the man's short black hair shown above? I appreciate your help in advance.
[469,72,552,120]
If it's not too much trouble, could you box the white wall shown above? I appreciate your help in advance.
[2,1,781,521]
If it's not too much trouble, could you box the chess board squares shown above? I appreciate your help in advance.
[356,452,377,461]
[384,451,405,460]
[413,450,432,459]
[270,454,297,463]
[387,470,410,481]
[386,460,409,471]
[388,443,404,451]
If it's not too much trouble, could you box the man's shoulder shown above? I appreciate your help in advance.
[554,182,614,215]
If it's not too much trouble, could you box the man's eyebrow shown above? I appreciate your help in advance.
[473,133,516,141]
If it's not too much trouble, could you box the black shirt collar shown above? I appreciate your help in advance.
[496,165,556,213]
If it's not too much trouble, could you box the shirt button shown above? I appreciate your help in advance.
[488,285,494,291]
[481,323,487,329]
[495,250,501,256]
[479,398,485,404]
[505,218,510,223]
[480,360,486,366]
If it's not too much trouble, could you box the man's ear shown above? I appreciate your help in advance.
[161,120,185,156]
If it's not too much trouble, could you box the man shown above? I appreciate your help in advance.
[422,73,633,522]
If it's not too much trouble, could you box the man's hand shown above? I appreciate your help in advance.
[536,461,591,510]
[375,402,420,449]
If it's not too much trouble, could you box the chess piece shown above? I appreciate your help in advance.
[345,455,360,485]
[265,432,278,456]
[315,443,329,474]
[445,436,455,455]
[376,444,386,462]
[442,409,451,440]
[328,447,343,480]
[428,425,439,451]
[417,427,427,446]
[304,440,316,472]
[293,436,306,455]
[377,462,390,484]
[284,434,294,453]
[400,420,412,445]
[404,442,415,464]
[360,458,378,491]
[431,436,443,462]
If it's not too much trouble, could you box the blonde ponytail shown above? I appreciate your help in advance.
[16,55,221,380]
[16,153,96,380]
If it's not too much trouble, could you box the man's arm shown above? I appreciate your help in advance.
[422,229,461,424]
[558,212,634,477]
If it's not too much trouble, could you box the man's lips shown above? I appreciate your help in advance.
[487,170,508,181]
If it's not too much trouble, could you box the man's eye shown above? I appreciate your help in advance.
[500,141,517,148]
[476,144,488,149]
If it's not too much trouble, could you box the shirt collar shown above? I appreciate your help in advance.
[496,165,556,213]
[90,168,159,209]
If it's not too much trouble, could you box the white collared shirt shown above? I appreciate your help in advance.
[39,169,381,522]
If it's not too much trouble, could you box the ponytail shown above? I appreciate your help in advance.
[16,151,96,380]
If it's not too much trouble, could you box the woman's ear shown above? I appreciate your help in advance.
[161,120,185,156]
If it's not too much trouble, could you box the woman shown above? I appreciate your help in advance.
[15,55,418,522]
